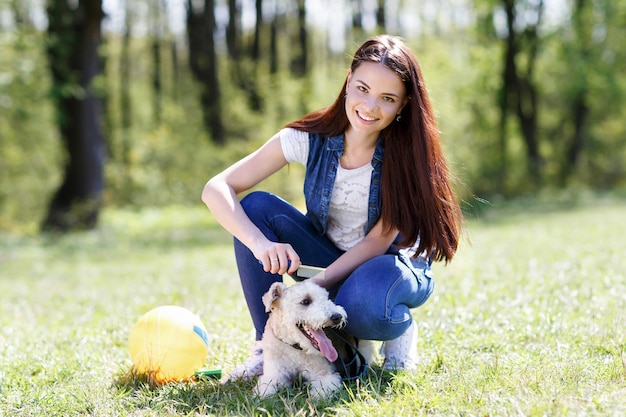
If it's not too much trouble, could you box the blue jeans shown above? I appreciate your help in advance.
[234,191,434,341]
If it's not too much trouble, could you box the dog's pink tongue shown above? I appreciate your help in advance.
[311,328,338,362]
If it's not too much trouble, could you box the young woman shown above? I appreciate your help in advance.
[202,35,463,379]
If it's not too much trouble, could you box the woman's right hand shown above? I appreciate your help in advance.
[253,240,301,275]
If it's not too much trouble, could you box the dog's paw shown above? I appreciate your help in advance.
[307,374,343,399]
[254,374,286,398]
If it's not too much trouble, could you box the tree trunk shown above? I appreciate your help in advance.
[171,40,179,97]
[152,38,162,124]
[290,0,308,77]
[226,0,241,61]
[269,2,279,74]
[43,0,106,232]
[496,0,518,193]
[516,77,541,182]
[252,0,262,61]
[150,0,167,124]
[187,0,225,144]
[352,0,363,31]
[559,0,591,185]
[119,0,132,165]
[564,95,589,176]
[376,0,386,31]
[226,0,262,110]
[500,0,543,186]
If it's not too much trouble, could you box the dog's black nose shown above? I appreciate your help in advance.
[330,313,344,324]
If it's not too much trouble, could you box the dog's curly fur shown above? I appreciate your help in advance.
[255,280,347,399]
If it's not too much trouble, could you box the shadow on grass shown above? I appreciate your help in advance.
[112,366,405,416]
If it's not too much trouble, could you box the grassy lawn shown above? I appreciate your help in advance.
[1,197,625,416]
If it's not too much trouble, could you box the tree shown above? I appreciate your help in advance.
[269,1,280,74]
[118,0,132,166]
[558,0,592,185]
[43,0,106,231]
[252,0,262,62]
[226,0,241,62]
[238,0,263,110]
[352,0,364,32]
[496,0,543,189]
[290,0,308,77]
[150,0,167,125]
[376,0,386,32]
[187,0,224,144]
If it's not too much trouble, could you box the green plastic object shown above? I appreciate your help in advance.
[194,368,222,379]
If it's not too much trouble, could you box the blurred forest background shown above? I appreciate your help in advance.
[1,0,624,233]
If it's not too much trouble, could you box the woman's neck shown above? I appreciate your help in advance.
[344,126,379,148]
[341,128,378,169]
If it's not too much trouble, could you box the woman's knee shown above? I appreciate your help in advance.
[240,191,273,213]
[240,191,292,226]
[342,301,411,340]
[334,275,403,339]
[334,255,430,340]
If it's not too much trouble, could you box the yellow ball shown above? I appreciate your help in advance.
[128,305,209,383]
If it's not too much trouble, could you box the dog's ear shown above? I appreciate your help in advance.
[263,282,286,312]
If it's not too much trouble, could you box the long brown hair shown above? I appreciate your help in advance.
[286,35,462,263]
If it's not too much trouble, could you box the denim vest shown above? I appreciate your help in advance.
[303,133,432,271]
[303,133,383,238]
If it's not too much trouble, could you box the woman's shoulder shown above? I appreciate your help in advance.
[279,128,310,164]
[279,127,309,142]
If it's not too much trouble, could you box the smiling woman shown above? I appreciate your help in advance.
[202,34,463,382]
[343,61,409,154]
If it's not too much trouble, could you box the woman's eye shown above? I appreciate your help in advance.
[382,96,395,103]
[357,86,367,92]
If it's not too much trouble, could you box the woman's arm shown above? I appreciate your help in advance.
[311,220,398,288]
[201,133,300,275]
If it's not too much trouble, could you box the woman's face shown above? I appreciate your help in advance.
[345,61,408,138]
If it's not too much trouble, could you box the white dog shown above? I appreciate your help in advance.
[255,280,347,399]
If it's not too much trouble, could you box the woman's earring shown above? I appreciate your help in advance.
[395,114,402,122]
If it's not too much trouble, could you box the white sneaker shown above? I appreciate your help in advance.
[382,321,418,371]
[223,340,264,382]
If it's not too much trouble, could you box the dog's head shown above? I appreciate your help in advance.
[263,280,347,362]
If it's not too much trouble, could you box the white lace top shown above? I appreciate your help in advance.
[280,128,373,251]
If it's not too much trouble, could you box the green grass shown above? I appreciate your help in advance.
[1,197,625,416]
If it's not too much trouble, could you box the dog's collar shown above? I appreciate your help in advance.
[279,335,303,351]
[271,327,303,351]
[290,342,303,350]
